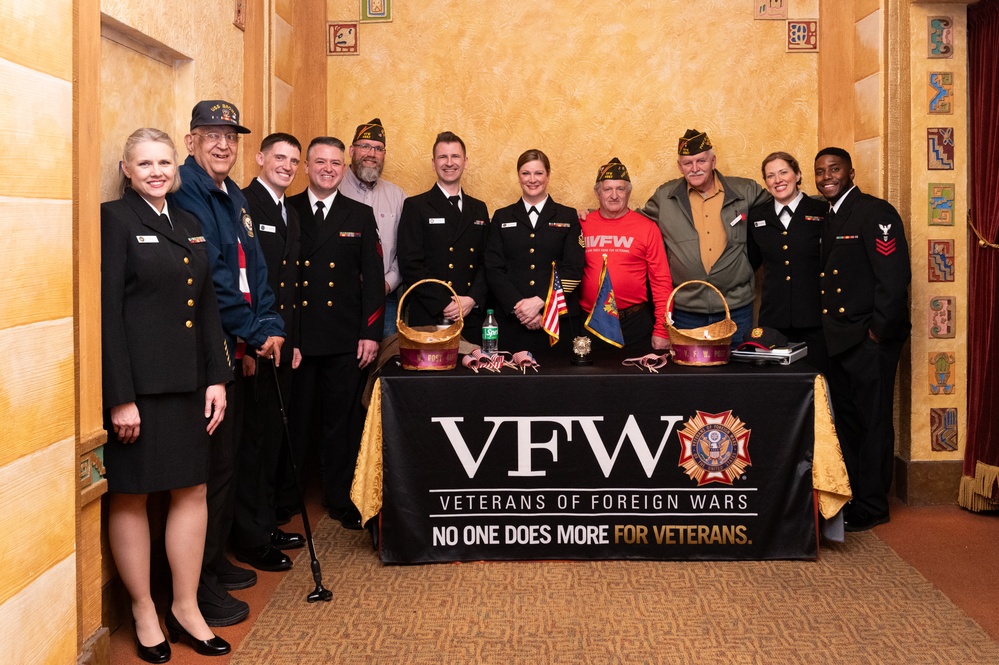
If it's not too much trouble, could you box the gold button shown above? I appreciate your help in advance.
[448,263,454,269]
[833,269,838,275]
[819,272,825,278]
[329,281,334,287]
[529,248,535,253]
[327,301,333,306]
[530,264,535,270]
[187,299,194,306]
[449,247,454,252]
[282,260,287,266]
[305,260,310,267]
[185,320,193,328]
[187,278,194,285]
[466,281,471,287]
[821,290,825,295]
[822,309,828,314]
[280,304,285,310]
[782,231,787,236]
[296,260,300,266]
[280,282,285,288]
[530,233,536,239]
[782,245,788,250]
[529,280,535,286]
[785,276,790,281]
[836,288,842,293]
[784,260,789,266]
[329,262,335,268]
[303,300,309,306]
[469,264,474,269]
[470,248,475,253]
[183,257,190,264]
[838,307,845,313]
[303,281,309,287]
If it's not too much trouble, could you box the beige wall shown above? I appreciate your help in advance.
[325,0,820,211]
[0,0,79,661]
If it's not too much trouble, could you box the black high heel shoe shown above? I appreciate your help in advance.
[133,621,171,663]
[165,610,231,656]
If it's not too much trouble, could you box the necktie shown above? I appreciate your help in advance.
[314,200,325,224]
[160,213,173,230]
[277,200,286,225]
[447,195,460,210]
[780,206,791,220]
[528,206,539,227]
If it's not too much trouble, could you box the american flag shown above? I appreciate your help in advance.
[542,263,569,345]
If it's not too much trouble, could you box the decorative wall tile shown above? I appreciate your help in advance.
[930,408,958,451]
[361,0,392,23]
[328,21,359,55]
[929,352,956,395]
[928,240,956,282]
[928,72,953,114]
[754,1,786,20]
[928,16,954,58]
[927,127,955,170]
[787,19,818,52]
[928,183,955,226]
[929,296,956,338]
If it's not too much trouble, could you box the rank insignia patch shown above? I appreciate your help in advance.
[677,410,752,486]
[242,211,254,238]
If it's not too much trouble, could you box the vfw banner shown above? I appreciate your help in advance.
[379,369,818,563]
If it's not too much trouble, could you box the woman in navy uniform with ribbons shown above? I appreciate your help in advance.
[102,128,232,661]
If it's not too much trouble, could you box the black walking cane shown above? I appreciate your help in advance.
[269,357,334,603]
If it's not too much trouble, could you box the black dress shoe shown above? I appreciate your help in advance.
[272,529,305,550]
[196,582,249,627]
[330,507,363,530]
[274,505,294,526]
[133,621,171,663]
[844,510,890,532]
[235,543,292,571]
[165,611,230,656]
[215,556,257,591]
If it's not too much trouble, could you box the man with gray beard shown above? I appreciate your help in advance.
[339,118,406,336]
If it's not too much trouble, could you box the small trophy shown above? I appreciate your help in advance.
[571,335,593,366]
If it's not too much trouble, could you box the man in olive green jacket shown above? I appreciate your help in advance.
[639,129,769,346]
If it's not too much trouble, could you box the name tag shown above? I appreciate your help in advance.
[259,224,277,233]
[753,220,766,228]
[137,235,159,243]
[730,213,745,227]
[429,217,446,225]
[501,222,516,228]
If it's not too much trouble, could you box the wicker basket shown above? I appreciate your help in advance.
[666,280,737,366]
[397,279,464,370]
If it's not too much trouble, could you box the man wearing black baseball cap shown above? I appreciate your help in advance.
[172,99,286,626]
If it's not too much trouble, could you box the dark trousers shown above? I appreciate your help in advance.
[232,359,290,548]
[825,336,905,519]
[201,367,240,588]
[290,353,367,512]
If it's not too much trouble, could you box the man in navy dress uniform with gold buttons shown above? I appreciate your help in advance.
[814,147,911,532]
[286,136,384,530]
[397,131,490,343]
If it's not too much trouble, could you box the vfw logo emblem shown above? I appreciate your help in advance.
[677,410,751,485]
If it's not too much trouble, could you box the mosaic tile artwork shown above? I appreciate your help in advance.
[929,352,956,395]
[927,127,955,170]
[928,183,955,226]
[929,296,956,339]
[928,16,954,58]
[361,0,392,22]
[328,21,359,55]
[928,240,956,282]
[930,408,958,451]
[928,72,953,114]
[787,19,818,52]
[754,1,786,19]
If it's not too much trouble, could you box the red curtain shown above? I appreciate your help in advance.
[962,0,999,511]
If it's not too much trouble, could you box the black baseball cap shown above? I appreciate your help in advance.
[190,100,251,134]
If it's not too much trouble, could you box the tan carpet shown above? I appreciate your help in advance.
[231,517,999,664]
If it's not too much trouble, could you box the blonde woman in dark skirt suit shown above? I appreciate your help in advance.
[102,128,232,661]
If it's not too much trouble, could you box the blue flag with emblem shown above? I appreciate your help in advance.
[584,254,624,348]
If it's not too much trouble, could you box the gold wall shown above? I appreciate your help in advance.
[0,0,79,662]
[325,0,820,211]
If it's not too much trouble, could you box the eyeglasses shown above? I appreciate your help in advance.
[196,132,240,145]
[352,143,385,154]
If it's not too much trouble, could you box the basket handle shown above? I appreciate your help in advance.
[397,278,464,328]
[665,279,731,319]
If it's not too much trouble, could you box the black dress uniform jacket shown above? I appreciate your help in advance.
[287,190,385,355]
[243,179,300,364]
[747,194,827,329]
[485,198,585,316]
[397,186,490,330]
[820,187,911,356]
[102,188,231,408]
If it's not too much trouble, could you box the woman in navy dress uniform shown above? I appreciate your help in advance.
[485,149,584,357]
[102,128,232,661]
[746,151,829,373]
